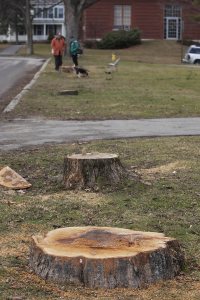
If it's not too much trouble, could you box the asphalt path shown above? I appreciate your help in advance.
[1,117,200,151]
[0,56,45,98]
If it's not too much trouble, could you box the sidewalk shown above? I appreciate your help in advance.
[0,44,24,56]
[1,117,200,151]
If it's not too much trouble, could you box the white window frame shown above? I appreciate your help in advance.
[33,24,44,36]
[164,4,182,40]
[54,6,64,19]
[114,5,131,31]
[34,7,43,19]
[33,5,64,20]
[47,7,53,19]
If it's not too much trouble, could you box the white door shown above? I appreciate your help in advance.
[166,17,179,40]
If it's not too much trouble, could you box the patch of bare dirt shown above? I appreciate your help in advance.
[39,190,105,206]
[136,161,188,181]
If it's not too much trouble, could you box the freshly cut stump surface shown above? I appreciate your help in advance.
[0,166,31,189]
[30,226,184,288]
[63,152,126,190]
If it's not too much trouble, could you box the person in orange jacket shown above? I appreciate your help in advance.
[51,32,66,71]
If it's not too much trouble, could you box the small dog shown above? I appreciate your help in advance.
[73,66,89,78]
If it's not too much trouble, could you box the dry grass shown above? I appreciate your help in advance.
[137,161,188,181]
[0,43,9,50]
[1,40,200,299]
[0,137,200,299]
[4,40,200,121]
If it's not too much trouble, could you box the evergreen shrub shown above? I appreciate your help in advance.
[97,29,141,49]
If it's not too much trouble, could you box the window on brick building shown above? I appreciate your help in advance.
[114,5,131,30]
[164,5,181,18]
[164,5,182,40]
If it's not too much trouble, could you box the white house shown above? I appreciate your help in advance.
[0,0,66,42]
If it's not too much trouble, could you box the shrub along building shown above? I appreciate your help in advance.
[83,0,200,41]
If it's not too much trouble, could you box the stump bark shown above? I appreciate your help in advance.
[30,226,184,289]
[63,153,127,190]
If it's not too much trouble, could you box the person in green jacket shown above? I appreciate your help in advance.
[69,36,81,67]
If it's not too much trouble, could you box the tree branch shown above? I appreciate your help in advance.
[68,0,101,12]
[82,0,101,10]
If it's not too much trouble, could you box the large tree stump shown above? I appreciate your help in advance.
[30,226,184,289]
[63,153,127,190]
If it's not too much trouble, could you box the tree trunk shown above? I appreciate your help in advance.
[63,153,127,190]
[14,14,19,44]
[64,0,81,43]
[30,226,185,289]
[63,0,100,47]
[26,0,33,55]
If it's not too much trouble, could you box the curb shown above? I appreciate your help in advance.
[3,58,51,113]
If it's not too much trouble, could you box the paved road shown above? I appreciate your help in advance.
[0,44,23,56]
[1,117,200,151]
[0,55,45,98]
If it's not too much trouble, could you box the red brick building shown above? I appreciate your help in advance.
[83,0,200,41]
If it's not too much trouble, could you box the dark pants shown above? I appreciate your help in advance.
[54,54,62,70]
[71,54,78,66]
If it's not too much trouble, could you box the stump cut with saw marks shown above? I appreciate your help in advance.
[63,152,127,190]
[30,226,184,289]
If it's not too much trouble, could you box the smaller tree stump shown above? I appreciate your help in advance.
[63,152,127,190]
[58,90,78,96]
[30,226,185,289]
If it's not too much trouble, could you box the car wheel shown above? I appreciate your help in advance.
[194,60,200,65]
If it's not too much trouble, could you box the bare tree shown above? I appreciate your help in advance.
[0,0,34,53]
[0,0,26,43]
[0,0,100,52]
[192,0,200,21]
[63,0,100,42]
[26,0,34,54]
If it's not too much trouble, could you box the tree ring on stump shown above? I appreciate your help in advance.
[30,226,184,288]
[63,152,127,190]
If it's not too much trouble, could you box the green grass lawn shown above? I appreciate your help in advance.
[5,40,200,121]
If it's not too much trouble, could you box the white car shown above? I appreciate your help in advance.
[182,45,200,65]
